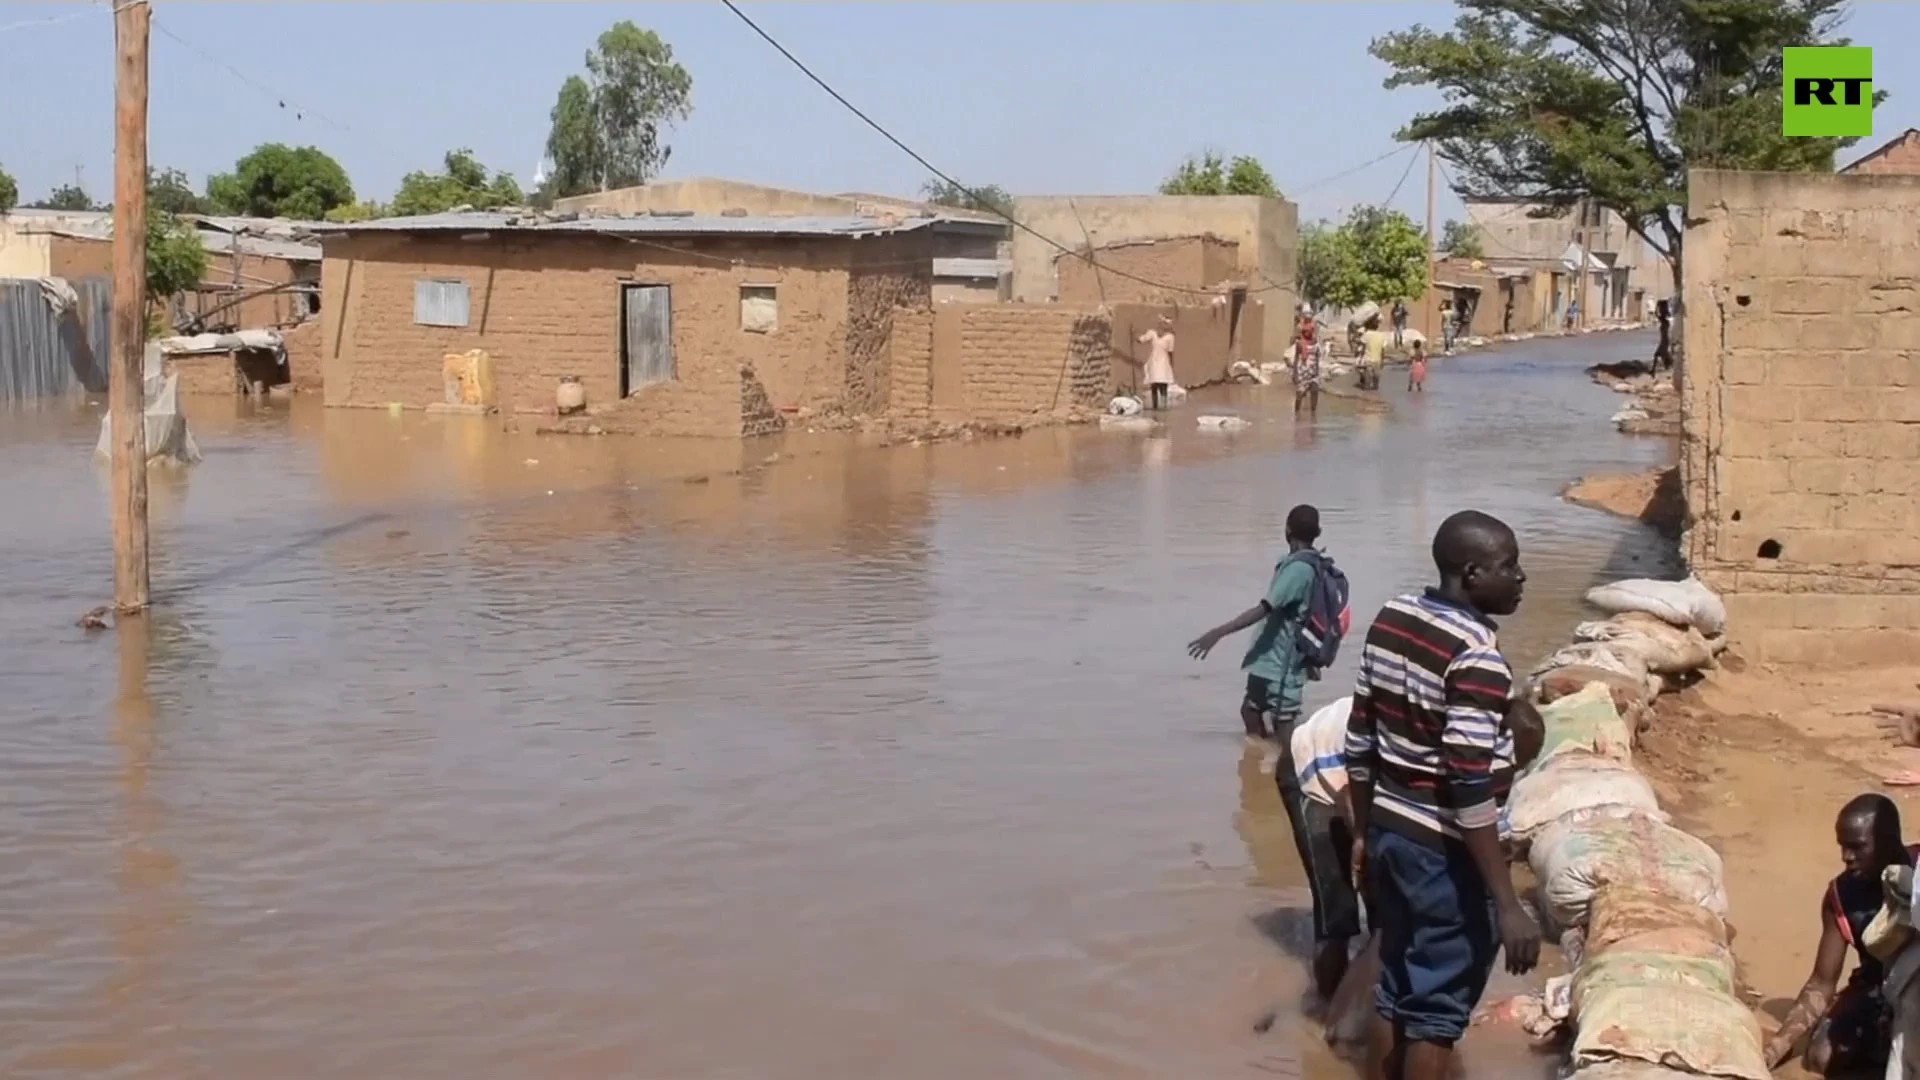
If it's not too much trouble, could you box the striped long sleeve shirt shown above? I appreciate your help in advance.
[1343,590,1517,847]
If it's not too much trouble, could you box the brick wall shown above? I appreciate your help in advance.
[1682,169,1920,665]
[1107,301,1236,392]
[1843,130,1920,177]
[885,303,1112,423]
[844,234,934,417]
[319,230,926,436]
[1055,235,1240,306]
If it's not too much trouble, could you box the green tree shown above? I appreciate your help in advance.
[0,166,16,213]
[145,210,210,335]
[543,22,693,199]
[1441,218,1485,259]
[205,143,354,219]
[324,200,385,223]
[1322,205,1429,309]
[1369,0,1877,313]
[920,178,1014,218]
[1296,220,1347,310]
[1159,151,1282,197]
[31,183,96,211]
[390,149,525,216]
[147,167,207,216]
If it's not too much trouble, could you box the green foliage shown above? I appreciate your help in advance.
[31,183,96,211]
[205,143,354,219]
[148,167,206,216]
[1159,151,1281,197]
[1441,218,1485,259]
[390,149,525,216]
[543,22,693,199]
[324,200,385,223]
[146,210,209,304]
[920,178,1014,218]
[0,166,16,213]
[1305,206,1429,310]
[1369,0,1877,285]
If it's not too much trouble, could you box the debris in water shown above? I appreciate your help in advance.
[77,606,111,631]
[525,458,539,466]
[1252,1009,1277,1034]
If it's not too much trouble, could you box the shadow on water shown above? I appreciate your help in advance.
[0,332,1668,1079]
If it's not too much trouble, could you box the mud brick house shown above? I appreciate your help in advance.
[312,210,935,436]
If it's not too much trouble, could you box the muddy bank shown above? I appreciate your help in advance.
[1562,465,1684,539]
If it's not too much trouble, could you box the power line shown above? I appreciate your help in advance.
[718,0,1291,297]
[1290,143,1418,198]
[0,6,109,35]
[1382,143,1421,208]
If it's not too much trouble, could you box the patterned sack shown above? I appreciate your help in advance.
[1531,810,1727,931]
[1571,981,1767,1080]
[1507,753,1666,842]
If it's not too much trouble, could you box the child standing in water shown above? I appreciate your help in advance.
[1408,339,1428,392]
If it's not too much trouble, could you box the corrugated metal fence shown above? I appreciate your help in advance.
[0,276,111,403]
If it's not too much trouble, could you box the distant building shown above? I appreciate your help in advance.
[553,177,1010,304]
[1462,198,1671,324]
[310,209,937,436]
[1007,194,1297,362]
[1840,128,1920,176]
[0,209,322,332]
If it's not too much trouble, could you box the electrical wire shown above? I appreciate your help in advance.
[1290,143,1418,197]
[718,0,1295,297]
[1382,143,1421,209]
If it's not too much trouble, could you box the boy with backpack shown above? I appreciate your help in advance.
[1187,504,1351,748]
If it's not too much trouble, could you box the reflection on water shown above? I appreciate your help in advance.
[0,335,1673,1078]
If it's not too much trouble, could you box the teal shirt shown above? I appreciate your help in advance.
[1240,557,1316,708]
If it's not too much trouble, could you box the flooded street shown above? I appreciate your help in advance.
[0,334,1675,1079]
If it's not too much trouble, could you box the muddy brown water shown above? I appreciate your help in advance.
[0,334,1677,1079]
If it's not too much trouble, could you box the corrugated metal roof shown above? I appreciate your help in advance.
[199,231,322,262]
[190,215,326,240]
[309,210,939,238]
[932,257,1006,279]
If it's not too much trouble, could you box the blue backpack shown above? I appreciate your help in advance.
[1284,549,1352,679]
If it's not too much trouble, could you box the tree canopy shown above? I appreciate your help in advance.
[0,166,15,213]
[1299,206,1429,310]
[1441,218,1485,259]
[391,149,524,216]
[31,183,97,211]
[920,178,1014,218]
[1369,0,1878,291]
[206,144,354,220]
[1159,151,1281,197]
[148,167,207,216]
[543,21,693,199]
[146,210,209,305]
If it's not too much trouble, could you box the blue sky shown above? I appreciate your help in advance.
[4,1,1917,228]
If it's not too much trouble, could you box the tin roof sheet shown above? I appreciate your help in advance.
[309,210,939,238]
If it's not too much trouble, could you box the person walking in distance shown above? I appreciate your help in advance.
[1407,338,1428,393]
[1188,505,1350,750]
[1136,316,1176,411]
[1293,303,1322,416]
[1345,510,1539,1080]
[1391,299,1408,349]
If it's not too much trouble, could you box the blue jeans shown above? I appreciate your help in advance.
[1366,826,1498,1045]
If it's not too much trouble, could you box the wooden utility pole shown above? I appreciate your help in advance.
[109,0,152,614]
[1424,141,1439,349]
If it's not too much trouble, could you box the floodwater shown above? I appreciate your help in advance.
[0,333,1677,1079]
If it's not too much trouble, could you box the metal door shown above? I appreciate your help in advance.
[621,284,674,395]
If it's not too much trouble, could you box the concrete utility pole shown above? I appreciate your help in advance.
[1424,140,1438,347]
[109,0,151,614]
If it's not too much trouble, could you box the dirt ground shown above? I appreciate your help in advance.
[1635,660,1920,1061]
[1562,465,1684,539]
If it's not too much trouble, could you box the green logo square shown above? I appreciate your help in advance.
[1783,47,1873,137]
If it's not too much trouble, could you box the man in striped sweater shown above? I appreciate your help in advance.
[1344,510,1540,1080]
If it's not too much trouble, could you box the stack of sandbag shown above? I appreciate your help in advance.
[1530,577,1730,732]
[1510,667,1761,1080]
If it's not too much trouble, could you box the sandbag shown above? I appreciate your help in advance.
[1575,612,1715,676]
[1534,641,1653,685]
[1507,753,1665,841]
[1576,950,1738,1006]
[1586,576,1728,636]
[1535,682,1636,766]
[1107,395,1143,416]
[1570,981,1767,1080]
[1532,810,1727,931]
[1588,885,1734,959]
[1535,665,1661,726]
[94,345,201,466]
[1567,1062,1707,1080]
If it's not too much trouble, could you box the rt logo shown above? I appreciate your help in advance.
[1783,47,1873,137]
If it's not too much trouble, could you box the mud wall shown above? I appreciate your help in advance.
[319,231,927,436]
[886,303,1111,424]
[1106,300,1237,393]
[844,234,935,417]
[1054,235,1240,306]
[1682,169,1920,665]
[48,236,112,280]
